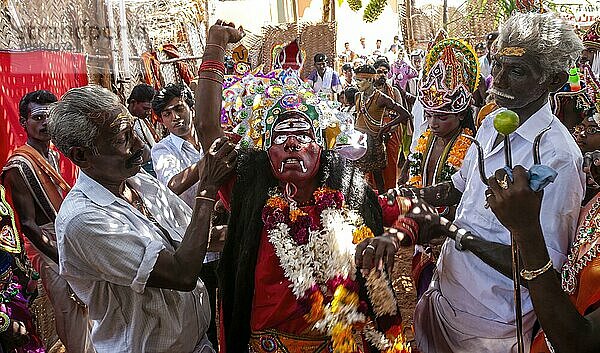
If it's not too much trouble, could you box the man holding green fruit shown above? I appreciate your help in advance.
[391,12,585,353]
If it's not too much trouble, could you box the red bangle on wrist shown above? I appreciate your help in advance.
[200,60,225,71]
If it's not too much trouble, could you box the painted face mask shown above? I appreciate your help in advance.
[267,112,322,183]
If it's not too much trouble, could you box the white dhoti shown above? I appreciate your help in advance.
[414,273,533,353]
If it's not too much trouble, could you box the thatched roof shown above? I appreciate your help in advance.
[400,0,499,50]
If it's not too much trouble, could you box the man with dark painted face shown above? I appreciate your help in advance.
[306,53,342,99]
[49,85,235,352]
[196,21,409,352]
[372,58,410,192]
[384,13,585,353]
[2,90,95,352]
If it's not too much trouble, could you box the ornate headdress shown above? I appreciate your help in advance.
[583,21,600,50]
[221,69,365,158]
[419,38,480,114]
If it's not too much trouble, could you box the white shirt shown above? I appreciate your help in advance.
[441,102,584,324]
[479,55,492,79]
[307,67,342,95]
[55,172,212,353]
[356,45,370,58]
[151,134,219,263]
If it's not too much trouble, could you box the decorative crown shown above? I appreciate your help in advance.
[583,21,600,50]
[221,69,364,155]
[419,38,480,114]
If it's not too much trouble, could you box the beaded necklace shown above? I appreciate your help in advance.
[562,196,600,294]
[358,90,386,134]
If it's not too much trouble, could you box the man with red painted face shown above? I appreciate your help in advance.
[196,21,409,352]
[2,90,95,352]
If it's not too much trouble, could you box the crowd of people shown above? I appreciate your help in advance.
[0,9,599,353]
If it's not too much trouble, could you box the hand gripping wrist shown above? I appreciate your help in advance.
[454,228,469,251]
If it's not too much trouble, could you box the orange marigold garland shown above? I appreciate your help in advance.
[289,208,308,222]
[407,128,472,187]
[352,225,374,244]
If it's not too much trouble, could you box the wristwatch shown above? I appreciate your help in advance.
[454,229,468,251]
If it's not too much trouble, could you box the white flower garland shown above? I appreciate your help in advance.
[364,326,394,350]
[267,201,406,350]
[267,206,361,297]
[267,205,366,335]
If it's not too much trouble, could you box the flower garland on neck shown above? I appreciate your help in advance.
[407,127,473,188]
[262,186,409,352]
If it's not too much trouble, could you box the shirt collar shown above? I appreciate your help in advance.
[75,171,120,207]
[76,171,160,208]
[168,134,187,152]
[168,133,202,155]
[514,102,553,144]
[486,102,553,144]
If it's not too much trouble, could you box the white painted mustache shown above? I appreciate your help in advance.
[489,87,515,100]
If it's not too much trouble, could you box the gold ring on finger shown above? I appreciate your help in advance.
[497,175,509,190]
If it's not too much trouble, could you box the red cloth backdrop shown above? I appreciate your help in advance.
[0,50,88,186]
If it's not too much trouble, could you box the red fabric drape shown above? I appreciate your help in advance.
[0,50,88,186]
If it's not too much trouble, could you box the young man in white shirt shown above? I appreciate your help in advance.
[151,83,221,348]
[306,53,342,99]
[127,84,159,176]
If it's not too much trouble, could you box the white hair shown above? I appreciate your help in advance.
[497,12,583,80]
[48,85,123,156]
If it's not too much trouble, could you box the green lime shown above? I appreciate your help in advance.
[493,110,520,135]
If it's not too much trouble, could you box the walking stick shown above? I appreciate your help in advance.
[501,133,525,353]
[461,115,551,353]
